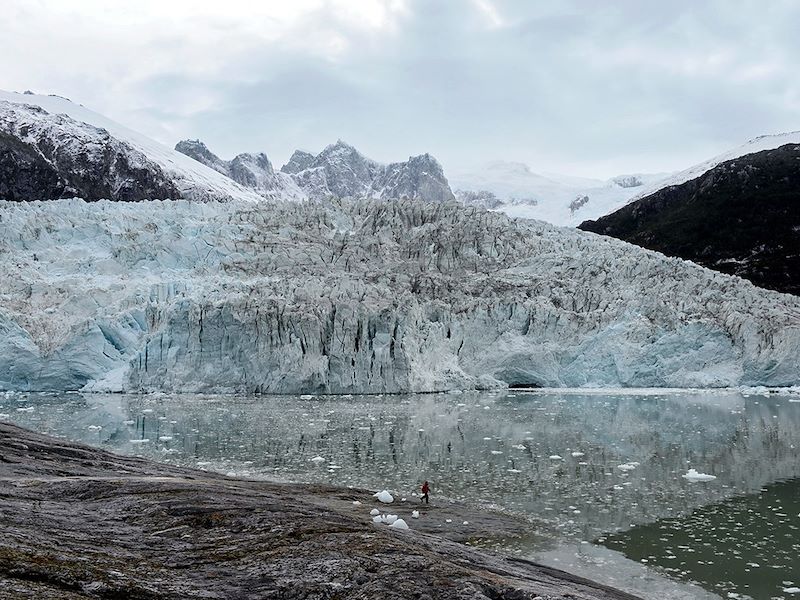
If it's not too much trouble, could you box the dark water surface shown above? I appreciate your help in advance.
[3,388,799,599]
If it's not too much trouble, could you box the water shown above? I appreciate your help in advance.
[3,388,800,599]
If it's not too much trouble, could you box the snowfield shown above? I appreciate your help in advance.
[1,198,799,393]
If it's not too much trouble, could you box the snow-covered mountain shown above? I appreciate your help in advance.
[581,133,800,295]
[450,161,669,226]
[173,138,456,204]
[174,139,303,200]
[1,198,798,393]
[279,140,456,203]
[626,131,800,202]
[0,90,264,202]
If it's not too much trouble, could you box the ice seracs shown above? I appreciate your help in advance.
[1,197,799,393]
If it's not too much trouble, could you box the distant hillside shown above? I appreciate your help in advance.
[580,140,800,295]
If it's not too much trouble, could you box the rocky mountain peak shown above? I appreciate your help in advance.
[281,149,315,174]
[174,139,302,200]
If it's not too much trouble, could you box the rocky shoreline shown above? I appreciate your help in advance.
[0,422,642,599]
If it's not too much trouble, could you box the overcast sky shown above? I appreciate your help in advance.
[3,0,799,178]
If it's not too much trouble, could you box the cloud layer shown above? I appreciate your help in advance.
[3,0,799,177]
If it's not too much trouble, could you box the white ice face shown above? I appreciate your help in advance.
[0,195,798,394]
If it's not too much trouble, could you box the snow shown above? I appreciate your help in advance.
[374,490,394,503]
[682,469,717,482]
[1,198,799,393]
[451,160,670,226]
[629,131,800,202]
[388,518,409,530]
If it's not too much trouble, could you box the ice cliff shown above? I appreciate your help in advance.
[1,198,798,393]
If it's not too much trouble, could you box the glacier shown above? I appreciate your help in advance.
[1,198,798,393]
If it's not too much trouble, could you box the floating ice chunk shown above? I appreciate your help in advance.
[549,455,563,460]
[300,394,313,400]
[507,468,521,473]
[783,588,800,595]
[682,468,717,481]
[87,425,102,431]
[142,409,153,414]
[411,510,419,519]
[384,514,398,524]
[129,439,150,444]
[389,519,409,530]
[353,500,361,506]
[310,456,326,464]
[490,450,503,455]
[158,436,173,441]
[617,462,639,471]
[462,521,469,525]
[123,420,135,425]
[511,444,526,450]
[372,515,383,523]
[374,490,394,503]
[445,519,452,523]
[16,406,34,412]
[571,451,585,457]
[370,508,381,516]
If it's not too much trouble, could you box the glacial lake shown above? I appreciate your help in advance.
[3,389,800,600]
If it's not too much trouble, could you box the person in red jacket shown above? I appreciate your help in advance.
[421,480,430,504]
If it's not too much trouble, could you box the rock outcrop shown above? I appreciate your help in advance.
[0,422,639,600]
[1,198,798,393]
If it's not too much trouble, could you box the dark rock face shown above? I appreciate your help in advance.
[0,422,638,600]
[0,101,181,201]
[0,130,70,200]
[580,144,800,295]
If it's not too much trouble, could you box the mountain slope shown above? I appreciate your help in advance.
[580,137,800,295]
[1,198,798,393]
[450,161,668,226]
[0,90,264,202]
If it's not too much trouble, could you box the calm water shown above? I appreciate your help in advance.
[3,389,799,599]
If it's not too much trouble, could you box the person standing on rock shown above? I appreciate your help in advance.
[421,480,430,504]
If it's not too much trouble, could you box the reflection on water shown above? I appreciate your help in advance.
[603,478,800,599]
[3,389,800,599]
